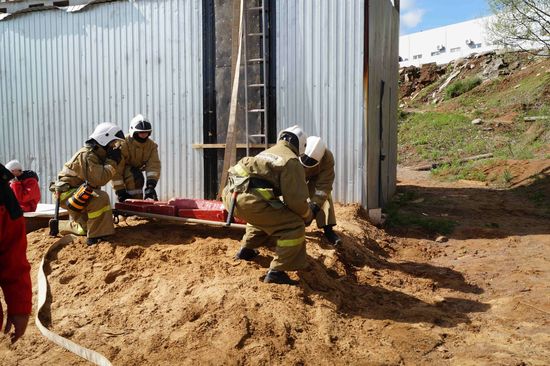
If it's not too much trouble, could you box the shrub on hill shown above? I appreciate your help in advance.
[445,77,482,99]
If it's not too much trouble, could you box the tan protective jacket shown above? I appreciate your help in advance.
[58,145,118,189]
[230,140,311,219]
[304,149,335,207]
[112,136,161,191]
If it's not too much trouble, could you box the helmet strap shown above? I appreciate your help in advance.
[300,155,319,168]
[279,132,299,152]
[133,133,150,143]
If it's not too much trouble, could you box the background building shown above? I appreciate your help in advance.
[399,16,497,67]
[0,0,399,210]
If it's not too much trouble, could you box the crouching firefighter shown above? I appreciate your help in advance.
[223,125,314,286]
[300,136,341,245]
[50,122,124,246]
[112,114,161,202]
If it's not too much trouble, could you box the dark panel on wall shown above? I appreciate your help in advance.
[267,0,277,142]
[203,0,218,198]
[212,0,272,195]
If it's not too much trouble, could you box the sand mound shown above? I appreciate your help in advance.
[1,204,488,365]
[482,159,550,187]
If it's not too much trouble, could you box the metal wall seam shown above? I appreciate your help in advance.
[0,0,204,203]
[276,0,365,204]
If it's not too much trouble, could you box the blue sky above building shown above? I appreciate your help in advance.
[400,0,491,35]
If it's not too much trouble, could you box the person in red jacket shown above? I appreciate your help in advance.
[5,160,41,212]
[0,163,32,343]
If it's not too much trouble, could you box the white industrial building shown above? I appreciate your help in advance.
[399,16,498,67]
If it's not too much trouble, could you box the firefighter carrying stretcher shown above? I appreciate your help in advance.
[300,136,341,245]
[51,122,124,246]
[223,125,314,286]
[112,114,161,202]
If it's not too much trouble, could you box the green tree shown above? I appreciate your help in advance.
[487,0,550,53]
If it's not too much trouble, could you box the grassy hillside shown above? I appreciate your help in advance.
[398,52,550,184]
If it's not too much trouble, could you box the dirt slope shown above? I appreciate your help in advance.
[2,167,549,365]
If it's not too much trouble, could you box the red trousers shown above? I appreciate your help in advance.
[0,205,32,329]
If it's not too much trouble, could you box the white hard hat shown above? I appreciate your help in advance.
[5,159,22,171]
[129,114,152,135]
[300,136,326,168]
[89,122,124,147]
[278,125,308,155]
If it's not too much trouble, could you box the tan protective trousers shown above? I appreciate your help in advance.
[122,166,145,199]
[56,188,115,239]
[223,189,306,271]
[307,183,336,228]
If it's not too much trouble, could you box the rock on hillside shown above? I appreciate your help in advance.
[399,50,549,106]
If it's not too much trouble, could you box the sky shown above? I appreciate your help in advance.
[400,0,492,35]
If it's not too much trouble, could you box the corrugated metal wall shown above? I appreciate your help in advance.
[275,0,365,204]
[0,0,203,203]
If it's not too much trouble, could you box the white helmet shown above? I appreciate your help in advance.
[129,114,152,136]
[300,136,326,168]
[278,125,307,155]
[88,122,124,147]
[5,159,22,172]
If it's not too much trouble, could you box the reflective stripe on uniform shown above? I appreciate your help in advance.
[88,205,112,219]
[253,188,275,201]
[58,188,77,202]
[314,189,328,198]
[74,223,86,235]
[233,163,249,177]
[277,236,305,247]
[106,165,116,175]
[146,171,158,178]
[128,189,143,195]
[112,180,124,186]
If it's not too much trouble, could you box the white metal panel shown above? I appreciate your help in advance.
[0,0,203,203]
[276,0,365,204]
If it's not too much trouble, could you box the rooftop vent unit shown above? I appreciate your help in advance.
[465,39,474,45]
[436,45,445,51]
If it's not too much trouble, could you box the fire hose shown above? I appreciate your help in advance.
[36,235,113,366]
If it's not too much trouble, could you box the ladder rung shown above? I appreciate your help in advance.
[248,33,264,36]
[248,83,265,88]
[249,134,267,138]
[248,58,265,63]
[248,6,264,11]
[248,109,265,113]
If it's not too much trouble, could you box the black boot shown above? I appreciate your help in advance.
[86,237,104,246]
[323,225,341,245]
[263,270,299,285]
[234,247,259,261]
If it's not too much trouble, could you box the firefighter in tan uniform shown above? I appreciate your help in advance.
[112,114,161,202]
[301,136,341,245]
[53,123,124,246]
[223,125,314,285]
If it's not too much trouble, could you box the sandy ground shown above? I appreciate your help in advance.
[1,166,549,365]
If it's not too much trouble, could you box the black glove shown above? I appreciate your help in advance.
[309,202,321,217]
[116,189,132,202]
[0,164,23,220]
[106,147,122,164]
[0,165,13,184]
[144,187,158,201]
[146,179,157,189]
